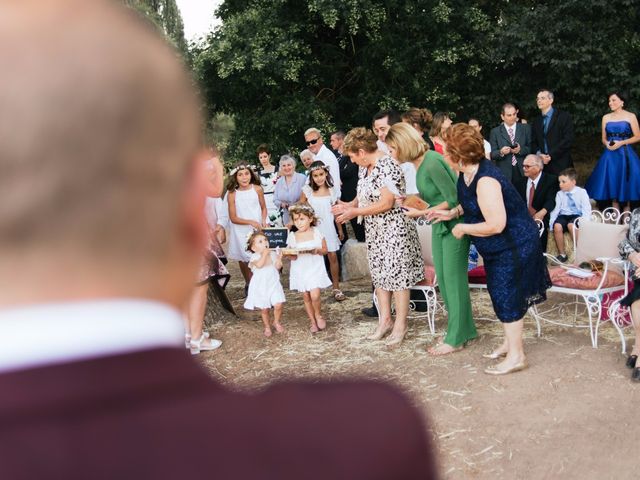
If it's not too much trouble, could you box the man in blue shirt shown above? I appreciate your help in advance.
[531,89,575,176]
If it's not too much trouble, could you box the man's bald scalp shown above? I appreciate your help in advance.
[0,0,202,265]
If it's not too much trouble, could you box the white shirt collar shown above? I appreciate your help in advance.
[504,122,517,133]
[529,172,542,188]
[0,299,184,373]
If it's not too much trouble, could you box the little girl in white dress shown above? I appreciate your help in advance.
[244,231,286,337]
[284,203,332,332]
[299,161,345,301]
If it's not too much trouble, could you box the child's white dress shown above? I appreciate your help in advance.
[302,185,340,252]
[244,251,286,310]
[227,187,262,262]
[288,228,332,292]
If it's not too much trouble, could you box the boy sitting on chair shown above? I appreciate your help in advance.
[549,168,592,262]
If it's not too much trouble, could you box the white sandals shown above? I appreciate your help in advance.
[189,333,222,355]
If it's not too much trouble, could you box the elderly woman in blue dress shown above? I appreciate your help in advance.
[274,154,307,226]
[431,123,550,375]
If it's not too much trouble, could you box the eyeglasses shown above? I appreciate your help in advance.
[306,137,320,146]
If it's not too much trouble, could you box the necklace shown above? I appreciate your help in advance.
[463,165,479,186]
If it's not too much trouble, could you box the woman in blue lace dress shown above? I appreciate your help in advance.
[432,124,551,375]
[586,91,640,211]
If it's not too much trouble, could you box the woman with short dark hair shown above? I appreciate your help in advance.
[332,127,423,346]
[432,123,550,374]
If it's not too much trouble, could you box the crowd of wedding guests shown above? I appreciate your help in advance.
[0,2,438,476]
[202,88,640,379]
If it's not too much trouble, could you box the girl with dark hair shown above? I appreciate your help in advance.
[226,163,268,293]
[300,161,345,301]
[586,91,640,211]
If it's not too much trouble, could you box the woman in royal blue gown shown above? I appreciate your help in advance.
[586,91,640,211]
[431,124,550,375]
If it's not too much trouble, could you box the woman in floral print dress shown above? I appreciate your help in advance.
[333,127,423,347]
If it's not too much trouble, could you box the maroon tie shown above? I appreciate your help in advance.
[528,182,536,216]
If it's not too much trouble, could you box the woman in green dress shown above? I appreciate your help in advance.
[386,123,477,355]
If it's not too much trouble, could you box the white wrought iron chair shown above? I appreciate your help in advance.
[407,218,439,334]
[372,218,440,334]
[531,209,630,349]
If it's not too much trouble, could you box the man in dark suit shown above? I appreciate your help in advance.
[0,2,437,479]
[515,154,559,251]
[489,103,532,183]
[531,89,575,176]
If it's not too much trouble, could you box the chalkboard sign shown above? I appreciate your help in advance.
[263,227,288,248]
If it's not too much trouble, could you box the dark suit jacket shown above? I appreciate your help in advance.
[515,172,559,226]
[338,153,358,202]
[531,109,574,176]
[489,123,531,182]
[0,348,437,479]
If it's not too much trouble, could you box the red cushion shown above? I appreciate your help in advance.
[548,266,625,290]
[468,266,487,284]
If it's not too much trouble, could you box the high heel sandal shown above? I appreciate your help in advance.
[190,333,222,355]
[384,329,408,347]
[367,324,392,340]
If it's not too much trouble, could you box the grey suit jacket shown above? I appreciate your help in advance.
[489,123,532,181]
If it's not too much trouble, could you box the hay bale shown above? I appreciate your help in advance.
[341,239,371,281]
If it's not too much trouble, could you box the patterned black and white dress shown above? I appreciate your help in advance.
[358,154,424,291]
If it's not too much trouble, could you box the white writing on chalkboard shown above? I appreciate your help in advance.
[263,228,288,248]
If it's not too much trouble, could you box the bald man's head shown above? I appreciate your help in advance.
[0,1,203,284]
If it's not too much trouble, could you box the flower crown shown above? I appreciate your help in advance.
[288,203,315,215]
[229,164,258,177]
[308,163,329,173]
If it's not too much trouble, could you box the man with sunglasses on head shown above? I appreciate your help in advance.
[304,127,341,199]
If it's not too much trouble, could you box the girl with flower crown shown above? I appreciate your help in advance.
[299,161,346,301]
[226,162,268,294]
[284,203,332,332]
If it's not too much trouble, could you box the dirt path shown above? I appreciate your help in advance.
[201,263,640,479]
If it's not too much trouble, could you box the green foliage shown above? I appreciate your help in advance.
[122,0,189,60]
[194,0,640,163]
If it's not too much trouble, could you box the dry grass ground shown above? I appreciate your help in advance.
[202,261,640,480]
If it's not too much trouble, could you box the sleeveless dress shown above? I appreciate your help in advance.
[458,160,551,322]
[302,185,340,252]
[227,187,263,262]
[358,155,424,291]
[287,228,332,292]
[244,252,286,309]
[586,120,640,202]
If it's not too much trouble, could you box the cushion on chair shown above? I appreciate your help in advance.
[415,222,434,266]
[415,265,436,286]
[575,221,628,274]
[548,266,625,289]
[468,266,487,284]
